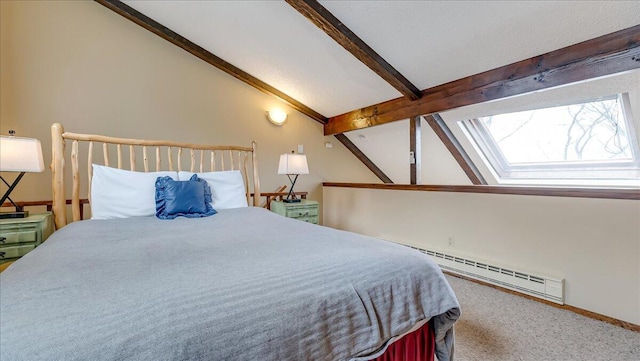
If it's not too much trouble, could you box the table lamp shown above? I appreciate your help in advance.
[278,151,309,203]
[0,131,45,219]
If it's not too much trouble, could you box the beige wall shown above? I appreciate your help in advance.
[324,187,640,325]
[0,0,379,215]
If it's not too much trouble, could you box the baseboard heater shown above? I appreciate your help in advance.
[408,246,565,304]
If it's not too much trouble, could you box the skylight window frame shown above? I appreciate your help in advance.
[460,93,640,187]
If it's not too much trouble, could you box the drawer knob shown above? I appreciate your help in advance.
[0,251,5,258]
[0,237,5,243]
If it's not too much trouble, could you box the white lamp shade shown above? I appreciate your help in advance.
[0,136,45,172]
[278,153,309,175]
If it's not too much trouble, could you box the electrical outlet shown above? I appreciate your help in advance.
[447,237,455,247]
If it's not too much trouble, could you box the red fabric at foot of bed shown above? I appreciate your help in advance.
[370,321,435,361]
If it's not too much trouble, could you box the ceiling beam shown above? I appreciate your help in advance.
[424,114,486,185]
[286,0,421,100]
[334,134,393,184]
[323,182,640,201]
[409,116,421,185]
[325,24,640,135]
[95,0,327,124]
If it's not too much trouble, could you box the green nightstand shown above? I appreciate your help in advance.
[0,212,54,271]
[271,200,319,224]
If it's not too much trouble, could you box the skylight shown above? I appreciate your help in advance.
[459,93,640,187]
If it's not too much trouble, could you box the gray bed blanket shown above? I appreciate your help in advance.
[0,207,459,361]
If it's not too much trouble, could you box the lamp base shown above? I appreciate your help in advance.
[283,199,302,203]
[0,211,29,219]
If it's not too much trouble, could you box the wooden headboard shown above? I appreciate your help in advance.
[50,123,261,229]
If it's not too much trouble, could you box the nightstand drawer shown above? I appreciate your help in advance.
[0,245,36,260]
[285,207,318,218]
[297,216,319,224]
[0,230,38,245]
[270,200,320,225]
[0,213,54,269]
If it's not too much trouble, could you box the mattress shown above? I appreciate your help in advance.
[0,207,459,361]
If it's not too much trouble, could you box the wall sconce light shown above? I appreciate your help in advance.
[267,109,288,126]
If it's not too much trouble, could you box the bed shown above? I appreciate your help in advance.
[0,123,460,361]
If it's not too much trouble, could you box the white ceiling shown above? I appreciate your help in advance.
[123,0,640,118]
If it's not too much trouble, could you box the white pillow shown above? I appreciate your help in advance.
[178,170,248,209]
[91,164,178,220]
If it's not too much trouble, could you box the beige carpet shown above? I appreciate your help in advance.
[444,275,640,361]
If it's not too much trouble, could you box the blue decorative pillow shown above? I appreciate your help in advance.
[155,174,217,219]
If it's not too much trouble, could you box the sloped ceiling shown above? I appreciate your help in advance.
[118,1,640,184]
[321,1,640,91]
[123,0,640,118]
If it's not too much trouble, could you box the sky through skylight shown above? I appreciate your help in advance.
[478,96,633,165]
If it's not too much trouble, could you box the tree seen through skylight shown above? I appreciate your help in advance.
[478,97,632,165]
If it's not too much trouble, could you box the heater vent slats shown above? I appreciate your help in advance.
[530,276,545,284]
[409,246,564,304]
[501,269,514,276]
